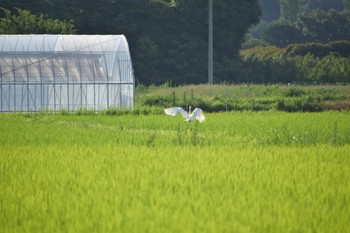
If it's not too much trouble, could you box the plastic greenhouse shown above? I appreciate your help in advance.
[0,35,134,112]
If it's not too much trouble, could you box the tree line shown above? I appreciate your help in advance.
[240,41,350,84]
[240,0,350,84]
[247,0,350,47]
[1,0,349,84]
[0,0,260,85]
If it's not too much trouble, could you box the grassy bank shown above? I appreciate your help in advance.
[135,84,350,112]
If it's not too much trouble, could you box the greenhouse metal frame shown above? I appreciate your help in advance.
[0,34,134,112]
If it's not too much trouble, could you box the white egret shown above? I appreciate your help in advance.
[164,106,206,123]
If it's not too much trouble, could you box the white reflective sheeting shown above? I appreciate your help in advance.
[0,35,134,112]
[0,84,134,112]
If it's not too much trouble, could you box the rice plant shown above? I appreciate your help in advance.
[1,111,349,233]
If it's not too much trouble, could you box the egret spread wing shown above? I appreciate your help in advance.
[164,107,189,119]
[192,108,206,122]
[165,107,205,122]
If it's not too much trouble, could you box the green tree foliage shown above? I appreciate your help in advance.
[305,0,344,12]
[257,8,350,47]
[298,10,350,43]
[239,46,296,83]
[258,0,345,22]
[0,7,76,34]
[247,0,349,48]
[239,43,350,84]
[0,1,52,15]
[345,0,350,11]
[279,0,301,22]
[0,0,261,85]
[263,21,306,47]
[294,53,350,83]
[286,40,350,57]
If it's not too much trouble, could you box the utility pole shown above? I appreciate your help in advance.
[208,0,213,84]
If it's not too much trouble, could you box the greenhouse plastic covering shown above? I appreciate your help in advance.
[0,35,134,112]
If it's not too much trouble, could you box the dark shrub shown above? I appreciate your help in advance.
[285,87,306,97]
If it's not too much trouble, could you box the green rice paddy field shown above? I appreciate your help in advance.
[1,111,350,232]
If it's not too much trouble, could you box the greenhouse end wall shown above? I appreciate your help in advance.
[0,35,134,112]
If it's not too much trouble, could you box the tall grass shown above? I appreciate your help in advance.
[1,111,350,147]
[135,84,350,112]
[1,112,350,232]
